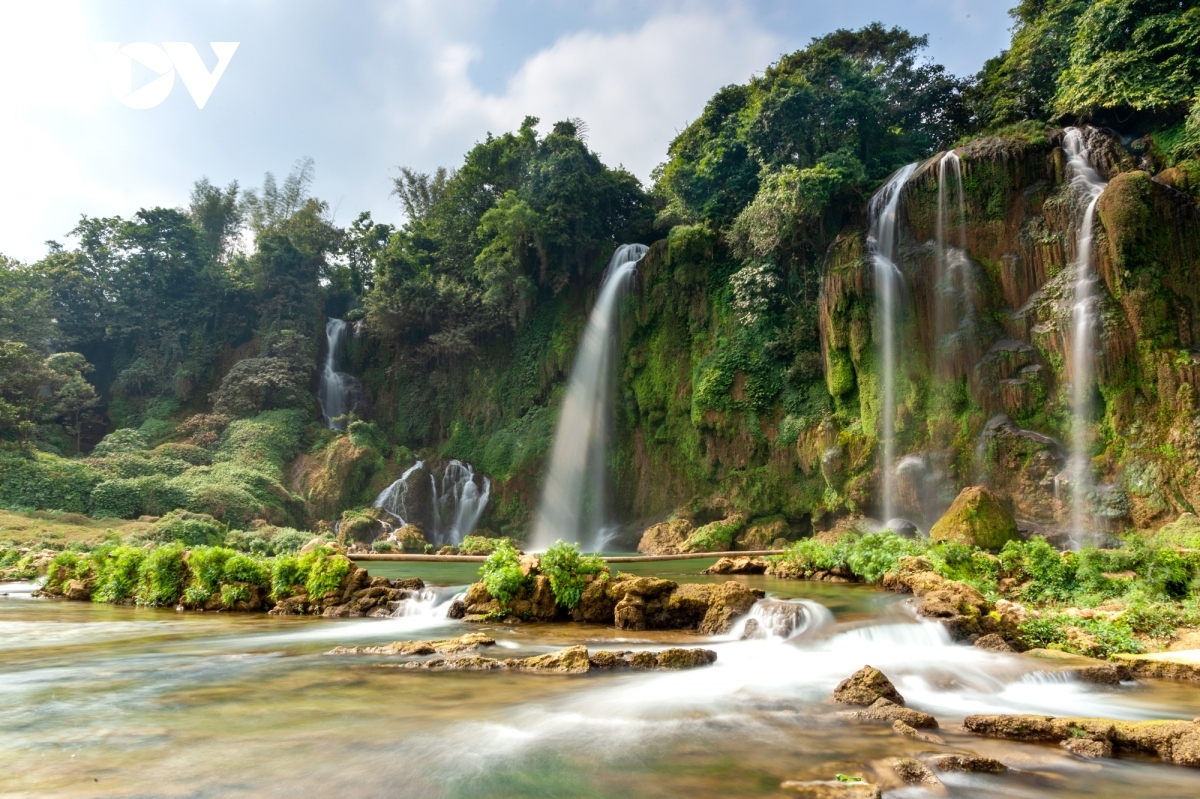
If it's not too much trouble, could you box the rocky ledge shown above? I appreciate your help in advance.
[452,573,763,634]
[270,569,426,617]
[964,713,1200,766]
[326,637,717,674]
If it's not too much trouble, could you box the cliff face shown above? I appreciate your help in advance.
[346,128,1200,542]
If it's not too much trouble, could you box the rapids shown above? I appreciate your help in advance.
[4,564,1200,798]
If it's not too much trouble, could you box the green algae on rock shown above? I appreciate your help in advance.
[928,486,1019,549]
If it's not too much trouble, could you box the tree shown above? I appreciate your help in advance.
[45,352,100,453]
[189,177,243,262]
[0,341,56,446]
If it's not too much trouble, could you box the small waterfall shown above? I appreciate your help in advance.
[372,460,491,546]
[1062,128,1108,544]
[867,164,917,525]
[317,318,363,430]
[732,599,833,642]
[529,243,648,552]
[934,151,973,377]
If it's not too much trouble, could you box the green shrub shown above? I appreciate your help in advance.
[149,509,227,547]
[91,545,147,603]
[91,428,150,457]
[223,553,270,588]
[845,532,926,583]
[0,454,102,513]
[270,528,309,554]
[371,540,396,553]
[299,546,350,600]
[458,535,511,556]
[271,553,305,600]
[539,540,608,608]
[183,546,234,605]
[479,540,528,604]
[135,543,186,606]
[45,550,92,593]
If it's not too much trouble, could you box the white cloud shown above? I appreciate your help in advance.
[398,9,780,180]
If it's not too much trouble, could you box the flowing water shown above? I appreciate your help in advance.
[4,567,1200,798]
[868,165,917,525]
[1062,128,1108,545]
[317,318,363,431]
[934,151,974,378]
[373,460,491,546]
[530,244,648,552]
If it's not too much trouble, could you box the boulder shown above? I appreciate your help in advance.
[974,633,1015,652]
[702,556,769,575]
[735,516,789,550]
[928,486,1019,549]
[833,666,905,706]
[394,525,428,554]
[681,513,748,553]
[65,579,93,602]
[851,697,938,729]
[636,518,694,555]
[780,781,881,798]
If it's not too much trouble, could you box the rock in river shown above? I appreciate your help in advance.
[833,666,905,706]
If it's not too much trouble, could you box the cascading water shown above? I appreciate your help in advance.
[373,459,492,546]
[934,151,973,376]
[528,244,648,552]
[317,318,363,430]
[867,164,917,526]
[1062,128,1108,544]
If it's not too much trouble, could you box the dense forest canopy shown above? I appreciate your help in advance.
[2,5,1199,533]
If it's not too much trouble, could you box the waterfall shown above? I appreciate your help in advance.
[317,318,363,430]
[372,459,491,546]
[867,164,917,526]
[935,151,972,377]
[1062,128,1108,544]
[529,243,648,552]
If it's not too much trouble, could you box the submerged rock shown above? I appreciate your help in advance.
[780,780,881,798]
[928,485,1019,549]
[892,719,945,745]
[963,713,1200,767]
[324,633,495,656]
[927,754,1009,773]
[702,556,768,575]
[882,757,941,786]
[833,666,905,706]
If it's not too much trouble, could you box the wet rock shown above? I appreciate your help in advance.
[929,486,1019,549]
[833,666,905,706]
[963,713,1200,766]
[734,516,789,550]
[892,719,945,745]
[587,650,633,670]
[268,595,308,615]
[974,633,1015,652]
[529,574,556,619]
[636,518,694,555]
[517,645,591,673]
[1114,651,1200,683]
[571,576,616,623]
[446,599,466,619]
[779,780,881,798]
[885,519,920,539]
[927,754,1009,773]
[702,556,769,575]
[65,579,93,602]
[853,697,938,729]
[883,757,942,786]
[644,647,718,669]
[324,633,495,656]
[1063,737,1112,758]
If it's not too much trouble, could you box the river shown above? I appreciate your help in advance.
[2,561,1199,797]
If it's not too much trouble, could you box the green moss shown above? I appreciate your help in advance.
[929,486,1019,550]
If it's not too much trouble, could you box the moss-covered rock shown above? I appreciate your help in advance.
[636,517,694,555]
[929,486,1019,549]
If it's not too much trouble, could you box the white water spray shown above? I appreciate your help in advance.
[868,164,917,524]
[1062,128,1108,543]
[373,460,491,546]
[317,318,362,430]
[529,244,648,552]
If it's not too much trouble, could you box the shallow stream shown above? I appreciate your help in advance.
[3,561,1200,797]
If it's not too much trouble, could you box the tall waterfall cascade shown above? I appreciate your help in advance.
[372,459,491,547]
[1062,127,1108,544]
[867,164,917,526]
[528,243,648,552]
[317,318,364,430]
[934,151,974,377]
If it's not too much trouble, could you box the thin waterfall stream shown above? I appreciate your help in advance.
[529,243,648,552]
[317,317,364,430]
[868,164,917,526]
[1062,127,1108,544]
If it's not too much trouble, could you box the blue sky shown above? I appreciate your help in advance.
[0,0,1016,262]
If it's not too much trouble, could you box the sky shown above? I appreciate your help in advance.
[0,0,1017,263]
